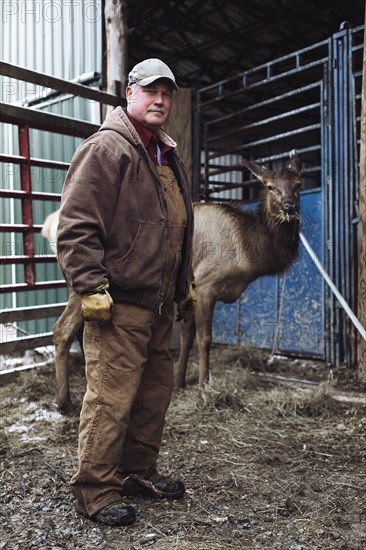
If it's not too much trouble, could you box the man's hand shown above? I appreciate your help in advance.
[176,283,197,322]
[81,282,113,323]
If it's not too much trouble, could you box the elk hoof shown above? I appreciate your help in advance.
[57,400,75,416]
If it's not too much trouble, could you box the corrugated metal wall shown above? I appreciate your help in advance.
[1,0,102,336]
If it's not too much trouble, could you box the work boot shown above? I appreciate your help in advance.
[76,501,136,526]
[121,470,185,500]
[147,470,185,499]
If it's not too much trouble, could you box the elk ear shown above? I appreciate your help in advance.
[285,151,301,176]
[242,158,269,184]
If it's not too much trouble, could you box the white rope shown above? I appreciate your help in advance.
[300,232,366,343]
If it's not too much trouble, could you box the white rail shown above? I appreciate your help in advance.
[300,232,366,343]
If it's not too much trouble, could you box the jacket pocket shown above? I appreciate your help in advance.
[113,221,167,289]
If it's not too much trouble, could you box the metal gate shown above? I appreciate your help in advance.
[193,25,364,366]
[0,62,123,357]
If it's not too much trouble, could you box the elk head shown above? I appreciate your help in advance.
[242,152,301,225]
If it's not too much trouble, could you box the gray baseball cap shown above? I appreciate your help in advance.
[128,58,178,90]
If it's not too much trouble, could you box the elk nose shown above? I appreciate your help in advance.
[283,200,296,214]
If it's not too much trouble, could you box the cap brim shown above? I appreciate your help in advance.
[131,75,178,90]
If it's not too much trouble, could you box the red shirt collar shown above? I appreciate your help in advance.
[127,112,173,166]
[127,112,156,149]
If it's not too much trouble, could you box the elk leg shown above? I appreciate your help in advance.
[195,298,215,387]
[53,290,83,415]
[175,316,196,388]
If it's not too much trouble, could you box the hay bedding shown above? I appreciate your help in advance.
[1,346,366,549]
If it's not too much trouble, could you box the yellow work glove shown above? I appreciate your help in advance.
[81,282,113,323]
[176,282,197,322]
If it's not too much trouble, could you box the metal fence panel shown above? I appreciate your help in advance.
[200,26,363,364]
[0,0,103,345]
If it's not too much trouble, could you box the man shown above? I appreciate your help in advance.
[57,58,195,526]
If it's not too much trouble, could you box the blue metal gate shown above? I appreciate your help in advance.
[194,25,363,366]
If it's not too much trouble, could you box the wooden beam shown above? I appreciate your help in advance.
[358,9,366,381]
[163,88,192,186]
[104,0,128,113]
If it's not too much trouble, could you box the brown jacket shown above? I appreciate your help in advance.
[57,107,193,312]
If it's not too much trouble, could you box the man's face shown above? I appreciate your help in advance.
[126,80,174,132]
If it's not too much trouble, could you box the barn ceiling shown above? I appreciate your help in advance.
[127,0,365,90]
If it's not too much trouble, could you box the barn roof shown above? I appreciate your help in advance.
[128,0,365,89]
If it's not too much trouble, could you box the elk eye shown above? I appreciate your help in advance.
[267,184,274,191]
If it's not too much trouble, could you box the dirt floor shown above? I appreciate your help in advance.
[1,345,366,550]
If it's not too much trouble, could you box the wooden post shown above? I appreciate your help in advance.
[103,0,128,118]
[358,9,366,381]
[163,88,193,186]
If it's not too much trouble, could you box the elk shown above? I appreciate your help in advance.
[42,152,301,413]
[175,151,301,387]
[42,212,83,415]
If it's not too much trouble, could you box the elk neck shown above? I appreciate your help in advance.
[239,202,300,277]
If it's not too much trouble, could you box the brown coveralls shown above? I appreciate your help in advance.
[70,166,187,516]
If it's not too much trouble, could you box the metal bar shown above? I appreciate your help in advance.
[0,361,54,385]
[0,154,69,170]
[351,30,361,279]
[0,281,66,293]
[206,181,255,194]
[325,44,336,366]
[203,122,209,201]
[321,67,330,364]
[0,256,56,264]
[18,124,35,287]
[0,190,61,201]
[29,191,61,202]
[26,158,69,170]
[197,37,329,94]
[200,146,321,171]
[199,58,328,108]
[208,124,321,161]
[0,153,27,165]
[349,29,360,366]
[0,303,66,323]
[0,60,124,107]
[206,82,321,128]
[1,103,100,138]
[333,32,341,365]
[206,160,321,182]
[24,70,101,107]
[1,224,45,233]
[0,334,54,355]
[344,29,352,363]
[204,163,247,177]
[207,102,321,144]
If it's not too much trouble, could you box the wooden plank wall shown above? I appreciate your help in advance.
[163,88,192,186]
